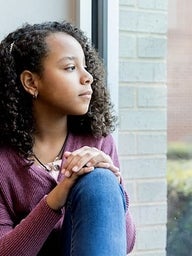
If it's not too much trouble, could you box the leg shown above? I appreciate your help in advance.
[61,168,127,256]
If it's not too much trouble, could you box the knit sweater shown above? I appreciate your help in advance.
[0,133,135,255]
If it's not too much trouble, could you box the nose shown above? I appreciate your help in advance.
[81,69,93,85]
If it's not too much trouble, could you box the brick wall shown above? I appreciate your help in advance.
[118,0,168,255]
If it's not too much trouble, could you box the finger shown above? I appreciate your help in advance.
[117,175,121,184]
[114,171,121,177]
[63,147,113,175]
[62,152,82,173]
[63,150,98,173]
[63,151,72,158]
[72,147,112,168]
[84,154,112,168]
[63,166,94,178]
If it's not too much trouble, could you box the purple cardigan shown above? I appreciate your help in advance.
[0,133,135,255]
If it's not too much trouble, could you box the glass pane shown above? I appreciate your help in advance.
[167,0,192,255]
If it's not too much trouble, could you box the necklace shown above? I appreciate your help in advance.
[33,133,68,172]
[34,155,62,172]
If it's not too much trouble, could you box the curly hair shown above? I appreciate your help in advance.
[0,21,117,157]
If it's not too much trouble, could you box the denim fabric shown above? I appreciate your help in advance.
[61,168,127,256]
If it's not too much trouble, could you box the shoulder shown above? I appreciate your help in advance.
[0,147,25,174]
[0,147,15,162]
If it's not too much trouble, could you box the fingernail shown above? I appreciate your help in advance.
[65,171,70,177]
[72,166,78,172]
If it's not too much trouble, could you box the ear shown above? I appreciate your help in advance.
[20,70,39,96]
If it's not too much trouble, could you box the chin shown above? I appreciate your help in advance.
[78,107,89,115]
[79,110,89,115]
[72,109,88,116]
[70,104,90,115]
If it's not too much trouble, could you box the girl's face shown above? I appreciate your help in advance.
[34,32,93,116]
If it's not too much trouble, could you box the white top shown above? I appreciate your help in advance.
[44,159,62,181]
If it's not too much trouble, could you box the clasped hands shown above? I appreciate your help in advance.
[61,146,120,181]
[46,146,121,210]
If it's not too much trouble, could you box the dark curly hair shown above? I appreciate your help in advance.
[0,21,117,157]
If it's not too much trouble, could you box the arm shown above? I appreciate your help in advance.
[124,189,136,253]
[0,196,62,256]
[0,163,98,255]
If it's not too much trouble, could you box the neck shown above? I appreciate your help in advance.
[34,110,68,139]
[33,115,68,164]
[32,100,69,141]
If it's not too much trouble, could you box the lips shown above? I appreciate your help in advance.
[79,90,93,98]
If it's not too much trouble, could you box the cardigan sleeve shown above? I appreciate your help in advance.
[101,134,136,253]
[0,196,63,256]
[124,190,136,253]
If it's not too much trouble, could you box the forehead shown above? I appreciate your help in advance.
[45,32,85,59]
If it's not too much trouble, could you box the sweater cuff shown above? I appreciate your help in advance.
[42,195,64,216]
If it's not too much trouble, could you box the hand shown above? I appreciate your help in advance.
[46,146,121,211]
[61,146,120,179]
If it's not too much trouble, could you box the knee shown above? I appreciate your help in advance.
[79,168,118,192]
[71,168,125,207]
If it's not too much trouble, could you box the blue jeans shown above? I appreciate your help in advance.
[61,168,127,256]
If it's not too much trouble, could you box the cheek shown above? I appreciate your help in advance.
[39,76,67,94]
[51,84,78,106]
[38,71,79,104]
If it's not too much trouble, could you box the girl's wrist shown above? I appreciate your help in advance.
[46,179,73,211]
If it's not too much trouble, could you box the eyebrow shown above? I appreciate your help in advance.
[57,56,76,63]
[57,56,86,66]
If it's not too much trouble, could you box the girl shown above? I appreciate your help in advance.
[0,21,135,255]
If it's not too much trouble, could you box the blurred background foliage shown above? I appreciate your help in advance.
[167,143,192,255]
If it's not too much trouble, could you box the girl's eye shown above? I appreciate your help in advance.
[65,66,75,71]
